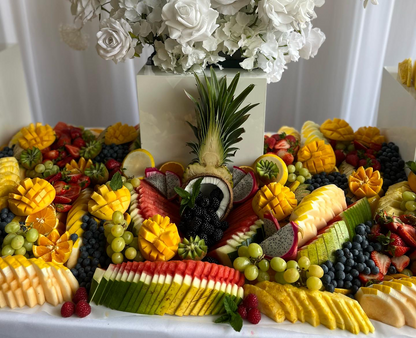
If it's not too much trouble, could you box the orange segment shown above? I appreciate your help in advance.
[159,161,185,179]
[32,245,52,257]
[32,229,73,265]
[25,205,58,235]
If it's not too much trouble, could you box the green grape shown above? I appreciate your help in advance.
[15,247,26,256]
[308,265,324,278]
[274,271,287,284]
[25,228,39,243]
[112,211,124,224]
[3,233,17,245]
[288,174,297,183]
[122,231,134,245]
[104,221,114,231]
[121,176,127,183]
[403,191,416,202]
[35,164,45,174]
[405,201,416,212]
[284,268,300,283]
[401,200,408,211]
[296,176,305,183]
[11,235,24,250]
[347,144,355,152]
[131,178,141,188]
[287,165,296,173]
[124,182,134,192]
[306,276,323,291]
[270,257,287,272]
[44,160,54,170]
[27,170,36,178]
[244,264,259,281]
[111,237,126,253]
[2,245,15,256]
[23,241,33,252]
[248,243,263,258]
[16,229,24,235]
[305,173,312,180]
[107,234,116,244]
[298,256,311,270]
[335,143,347,151]
[299,168,309,177]
[258,259,270,272]
[43,170,52,178]
[111,224,125,238]
[286,260,298,270]
[402,269,413,277]
[295,162,303,171]
[5,222,20,234]
[237,246,250,258]
[129,238,139,250]
[125,247,137,260]
[52,165,60,175]
[134,251,144,262]
[106,245,115,258]
[112,252,124,264]
[257,271,270,282]
[233,257,251,272]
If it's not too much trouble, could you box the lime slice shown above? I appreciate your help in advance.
[253,153,288,185]
[122,149,155,178]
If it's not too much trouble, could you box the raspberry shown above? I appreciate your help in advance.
[61,301,75,318]
[75,300,91,318]
[73,287,88,304]
[243,293,258,309]
[237,305,247,319]
[247,308,261,324]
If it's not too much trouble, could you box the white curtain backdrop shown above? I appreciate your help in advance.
[1,0,416,131]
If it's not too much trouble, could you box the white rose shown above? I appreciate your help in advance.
[96,18,137,63]
[161,0,219,45]
[258,0,294,32]
[70,0,102,23]
[211,0,251,15]
[299,23,325,59]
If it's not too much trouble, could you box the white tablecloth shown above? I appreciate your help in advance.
[1,304,416,338]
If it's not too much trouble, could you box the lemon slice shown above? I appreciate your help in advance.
[122,149,155,178]
[398,58,411,84]
[253,153,288,186]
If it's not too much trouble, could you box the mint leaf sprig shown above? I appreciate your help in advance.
[214,295,243,332]
[110,172,123,191]
[174,178,203,215]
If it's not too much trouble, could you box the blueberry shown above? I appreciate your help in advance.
[338,256,347,264]
[70,234,79,242]
[353,235,363,243]
[92,258,100,266]
[366,260,375,268]
[346,259,355,267]
[352,278,362,287]
[363,267,371,275]
[351,249,359,257]
[343,242,352,250]
[326,284,335,293]
[82,258,91,267]
[332,280,338,288]
[321,264,329,274]
[351,285,359,294]
[328,271,335,279]
[366,245,374,253]
[84,266,91,273]
[373,243,382,252]
[344,273,353,282]
[337,280,344,288]
[388,265,397,274]
[87,271,93,279]
[361,240,368,249]
[342,248,350,255]
[345,252,353,259]
[322,274,332,284]
[356,263,365,272]
[356,226,366,236]
[352,242,361,250]
[75,263,82,270]
[335,271,345,280]
[84,231,92,239]
[344,281,352,289]
[335,262,344,271]
[93,251,101,258]
[356,255,365,263]
[365,221,373,227]
[88,248,95,256]
[77,257,83,264]
[80,273,87,281]
[335,249,344,257]
[70,268,78,277]
[350,269,359,278]
[81,222,88,230]
[82,215,90,222]
[81,251,88,259]
[324,261,333,269]
[364,252,370,259]
[371,267,380,274]
[344,265,351,273]
[89,239,96,245]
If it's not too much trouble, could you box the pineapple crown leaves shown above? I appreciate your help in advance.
[406,161,416,174]
[175,177,203,215]
[185,67,259,166]
[214,295,243,332]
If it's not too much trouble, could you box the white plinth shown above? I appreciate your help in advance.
[137,66,267,167]
[0,44,32,146]
[377,66,416,162]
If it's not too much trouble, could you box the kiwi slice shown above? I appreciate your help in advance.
[177,236,207,260]
[85,162,109,185]
[80,141,102,159]
[256,160,279,180]
[20,147,42,170]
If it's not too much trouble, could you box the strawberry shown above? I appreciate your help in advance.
[397,224,416,248]
[346,153,359,167]
[274,139,291,150]
[237,305,247,319]
[391,255,410,273]
[105,159,121,171]
[387,245,409,257]
[371,159,381,171]
[359,159,368,167]
[399,214,416,226]
[247,308,261,324]
[353,140,368,151]
[358,272,384,285]
[265,136,276,149]
[370,224,382,238]
[378,232,406,247]
[56,156,74,168]
[75,300,91,318]
[375,211,403,233]
[47,173,62,185]
[70,127,83,140]
[334,150,346,166]
[66,173,83,183]
[43,149,60,160]
[65,145,80,159]
[243,294,258,309]
[61,301,75,317]
[77,175,91,189]
[369,142,382,152]
[55,204,72,213]
[72,137,86,148]
[284,135,298,144]
[365,148,377,156]
[57,135,71,148]
[281,152,294,165]
[408,250,416,262]
[73,287,88,304]
[370,251,391,275]
[54,196,72,204]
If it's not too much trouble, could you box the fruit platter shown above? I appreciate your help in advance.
[1,70,416,338]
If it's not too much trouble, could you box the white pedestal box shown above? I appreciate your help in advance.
[137,66,267,167]
[377,66,416,162]
[0,44,32,146]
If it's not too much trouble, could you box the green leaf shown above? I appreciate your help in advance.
[175,187,190,199]
[110,172,123,191]
[229,313,243,332]
[224,295,238,314]
[214,314,231,324]
[190,177,203,208]
[406,161,416,174]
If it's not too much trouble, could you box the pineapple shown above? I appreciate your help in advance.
[183,68,258,184]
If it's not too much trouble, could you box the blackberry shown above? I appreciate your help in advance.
[177,221,187,234]
[210,197,220,211]
[199,233,210,245]
[182,208,193,221]
[198,196,210,208]
[193,206,204,217]
[207,209,218,218]
[186,230,198,238]
[201,212,211,224]
[189,217,202,232]
[210,188,224,201]
[212,229,223,243]
[0,145,14,158]
[219,221,229,231]
[203,256,219,264]
[200,222,214,235]
[213,218,222,229]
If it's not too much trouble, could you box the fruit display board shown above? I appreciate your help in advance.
[1,70,416,338]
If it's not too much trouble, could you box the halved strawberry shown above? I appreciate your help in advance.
[55,204,72,213]
[358,272,384,285]
[265,136,276,149]
[43,149,60,160]
[54,195,72,204]
[375,211,403,233]
[391,255,410,273]
[280,152,294,165]
[353,140,368,151]
[274,139,290,150]
[370,224,382,238]
[370,251,391,275]
[397,224,416,248]
[334,150,346,166]
[72,137,86,148]
[70,127,82,140]
[65,145,80,159]
[57,135,71,148]
[284,134,298,145]
[399,214,416,226]
[387,245,410,257]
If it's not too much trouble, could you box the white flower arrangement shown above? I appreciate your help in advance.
[63,0,376,83]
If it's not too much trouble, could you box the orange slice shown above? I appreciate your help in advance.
[159,161,185,178]
[32,245,52,257]
[25,205,58,235]
[33,229,73,265]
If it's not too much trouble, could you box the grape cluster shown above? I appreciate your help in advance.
[320,222,381,295]
[0,145,14,158]
[1,220,39,257]
[104,211,143,264]
[401,191,416,213]
[26,160,60,179]
[0,208,16,246]
[233,243,270,282]
[287,162,311,184]
[376,142,407,190]
[305,172,348,193]
[71,215,110,291]
[94,143,130,163]
[178,188,227,248]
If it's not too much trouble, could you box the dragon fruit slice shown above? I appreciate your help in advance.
[260,221,299,260]
[233,171,258,204]
[263,212,280,238]
[165,170,181,200]
[145,168,167,197]
[232,166,246,187]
